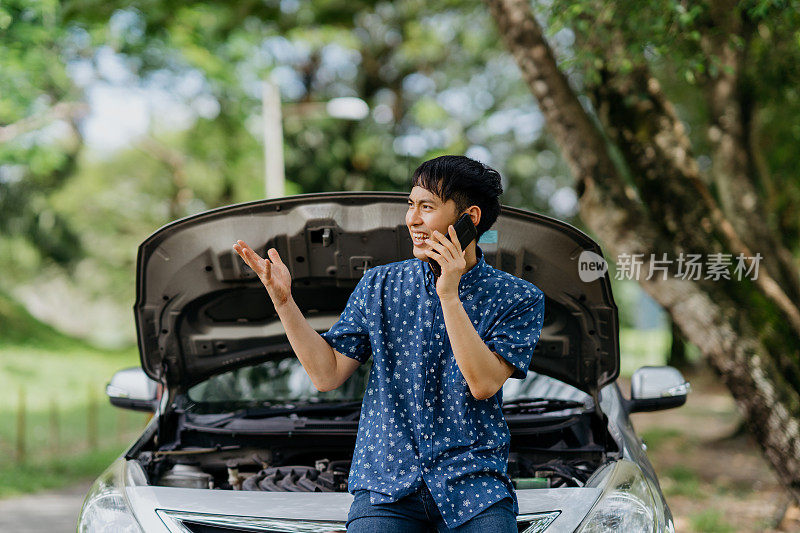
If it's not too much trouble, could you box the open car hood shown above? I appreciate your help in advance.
[135,192,619,395]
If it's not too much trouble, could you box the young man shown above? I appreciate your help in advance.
[233,155,545,532]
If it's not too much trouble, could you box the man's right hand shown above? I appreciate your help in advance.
[233,239,361,392]
[233,240,292,309]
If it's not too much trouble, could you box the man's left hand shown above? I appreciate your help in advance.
[424,225,466,300]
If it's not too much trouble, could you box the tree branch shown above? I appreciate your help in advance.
[136,136,193,220]
[0,102,89,144]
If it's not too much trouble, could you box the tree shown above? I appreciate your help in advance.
[10,0,578,308]
[0,0,87,272]
[485,0,800,505]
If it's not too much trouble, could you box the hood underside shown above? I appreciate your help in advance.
[135,192,619,395]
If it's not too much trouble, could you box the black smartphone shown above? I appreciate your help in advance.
[430,213,478,278]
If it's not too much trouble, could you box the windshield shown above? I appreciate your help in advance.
[185,356,590,414]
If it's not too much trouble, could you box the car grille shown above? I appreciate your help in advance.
[156,510,561,533]
[518,511,561,532]
[156,510,347,532]
[180,523,260,533]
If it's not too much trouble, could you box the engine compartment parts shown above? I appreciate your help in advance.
[242,463,350,492]
[513,477,550,489]
[148,450,601,493]
[508,454,597,487]
[157,464,214,489]
[227,460,243,490]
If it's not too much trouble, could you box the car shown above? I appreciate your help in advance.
[77,191,688,532]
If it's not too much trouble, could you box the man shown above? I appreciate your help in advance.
[233,155,545,532]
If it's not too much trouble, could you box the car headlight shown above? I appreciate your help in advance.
[576,460,670,533]
[78,459,143,533]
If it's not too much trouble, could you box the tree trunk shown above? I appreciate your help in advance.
[699,0,800,305]
[667,317,689,370]
[485,0,800,506]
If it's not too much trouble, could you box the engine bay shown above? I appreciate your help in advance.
[137,450,600,492]
[131,407,615,492]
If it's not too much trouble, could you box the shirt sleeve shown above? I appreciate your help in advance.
[319,271,374,364]
[484,288,545,380]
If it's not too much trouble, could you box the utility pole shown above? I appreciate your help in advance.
[262,80,285,199]
[262,77,368,199]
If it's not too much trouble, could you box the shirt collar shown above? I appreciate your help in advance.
[420,245,488,292]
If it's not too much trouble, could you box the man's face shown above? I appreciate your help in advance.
[406,185,460,263]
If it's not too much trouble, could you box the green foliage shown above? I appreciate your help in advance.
[639,427,683,452]
[0,0,583,306]
[0,0,87,268]
[619,327,672,377]
[0,336,143,497]
[541,0,800,248]
[0,290,86,349]
[0,344,139,411]
[690,509,737,533]
[0,446,127,498]
[4,0,798,357]
[663,465,703,498]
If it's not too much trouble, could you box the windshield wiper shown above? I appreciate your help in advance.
[240,400,363,418]
[502,397,588,414]
[196,400,364,427]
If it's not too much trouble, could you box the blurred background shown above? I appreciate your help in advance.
[2,1,799,531]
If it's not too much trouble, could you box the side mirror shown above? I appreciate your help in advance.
[106,367,159,412]
[626,366,691,414]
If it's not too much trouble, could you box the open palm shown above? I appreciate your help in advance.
[233,240,292,308]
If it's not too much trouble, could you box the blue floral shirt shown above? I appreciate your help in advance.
[320,246,545,528]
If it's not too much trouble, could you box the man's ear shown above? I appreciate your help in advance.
[467,206,481,228]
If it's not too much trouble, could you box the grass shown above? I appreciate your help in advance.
[639,427,684,453]
[689,510,737,533]
[0,445,127,498]
[716,479,758,498]
[0,344,140,412]
[662,465,703,499]
[0,395,150,468]
[0,289,146,498]
[0,290,87,350]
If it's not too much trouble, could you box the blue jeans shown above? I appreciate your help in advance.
[346,483,517,533]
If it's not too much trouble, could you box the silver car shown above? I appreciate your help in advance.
[78,192,687,532]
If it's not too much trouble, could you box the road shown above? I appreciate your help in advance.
[0,480,92,533]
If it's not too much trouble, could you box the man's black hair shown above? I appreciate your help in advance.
[411,155,503,238]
